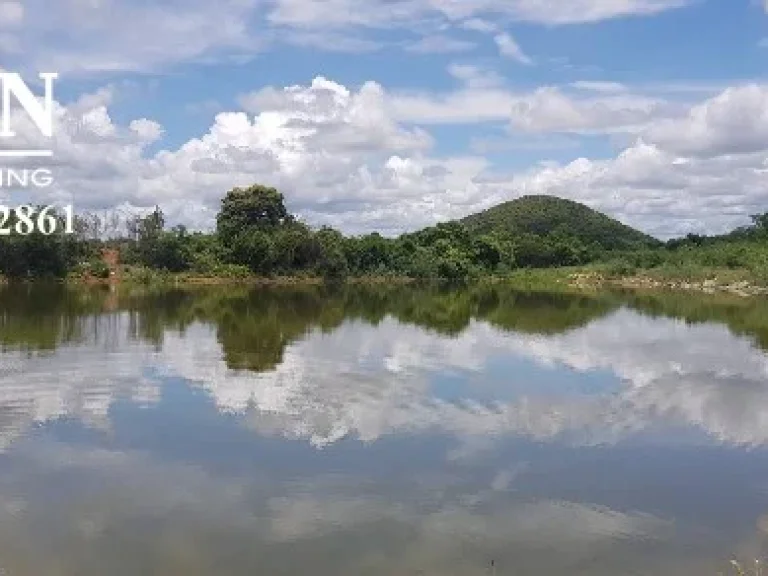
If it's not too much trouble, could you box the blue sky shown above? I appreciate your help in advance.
[4,0,768,237]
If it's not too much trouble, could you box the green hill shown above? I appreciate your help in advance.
[460,195,659,251]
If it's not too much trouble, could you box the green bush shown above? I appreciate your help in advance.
[605,258,636,277]
[88,259,111,279]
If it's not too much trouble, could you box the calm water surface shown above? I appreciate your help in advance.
[1,283,768,575]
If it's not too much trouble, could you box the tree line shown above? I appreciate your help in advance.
[2,184,768,281]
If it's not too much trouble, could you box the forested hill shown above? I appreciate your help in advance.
[460,195,660,251]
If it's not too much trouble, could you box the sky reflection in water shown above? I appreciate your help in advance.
[0,285,767,575]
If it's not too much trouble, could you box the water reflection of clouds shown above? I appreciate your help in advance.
[1,308,766,574]
[0,436,673,576]
[0,323,162,450]
[158,309,768,448]
[2,308,768,451]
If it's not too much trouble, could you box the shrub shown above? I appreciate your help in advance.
[605,258,636,277]
[88,259,111,279]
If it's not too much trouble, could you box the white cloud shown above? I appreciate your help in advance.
[446,63,506,88]
[11,74,768,238]
[267,0,690,28]
[129,118,164,142]
[644,84,768,158]
[494,32,533,65]
[488,143,768,238]
[498,0,690,24]
[0,0,693,75]
[6,0,265,75]
[387,86,515,124]
[461,18,498,32]
[237,77,433,155]
[386,73,673,134]
[508,87,666,133]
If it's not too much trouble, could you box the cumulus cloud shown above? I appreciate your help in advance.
[644,84,768,158]
[10,71,768,237]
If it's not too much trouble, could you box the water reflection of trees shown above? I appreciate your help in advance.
[0,284,108,351]
[119,285,625,372]
[622,290,768,351]
[5,283,768,373]
[0,284,622,369]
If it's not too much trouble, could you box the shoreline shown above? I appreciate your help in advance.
[65,273,420,287]
[3,268,767,297]
[568,272,768,297]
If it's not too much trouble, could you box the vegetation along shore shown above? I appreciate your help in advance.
[3,183,768,295]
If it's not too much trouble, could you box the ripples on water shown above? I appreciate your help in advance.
[1,283,768,575]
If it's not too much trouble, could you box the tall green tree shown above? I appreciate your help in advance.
[217,185,291,249]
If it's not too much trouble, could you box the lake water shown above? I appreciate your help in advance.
[1,283,768,575]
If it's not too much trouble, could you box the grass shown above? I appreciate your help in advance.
[501,267,582,290]
[61,262,768,297]
[52,244,768,297]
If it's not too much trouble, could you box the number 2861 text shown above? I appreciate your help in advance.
[0,205,74,235]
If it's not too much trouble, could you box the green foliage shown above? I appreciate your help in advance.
[271,224,320,271]
[231,229,276,274]
[10,184,768,285]
[211,264,251,279]
[128,266,169,285]
[461,195,659,252]
[87,258,111,279]
[120,208,195,273]
[750,212,768,232]
[315,226,349,281]
[0,206,85,279]
[318,248,348,282]
[604,258,637,277]
[216,184,291,249]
